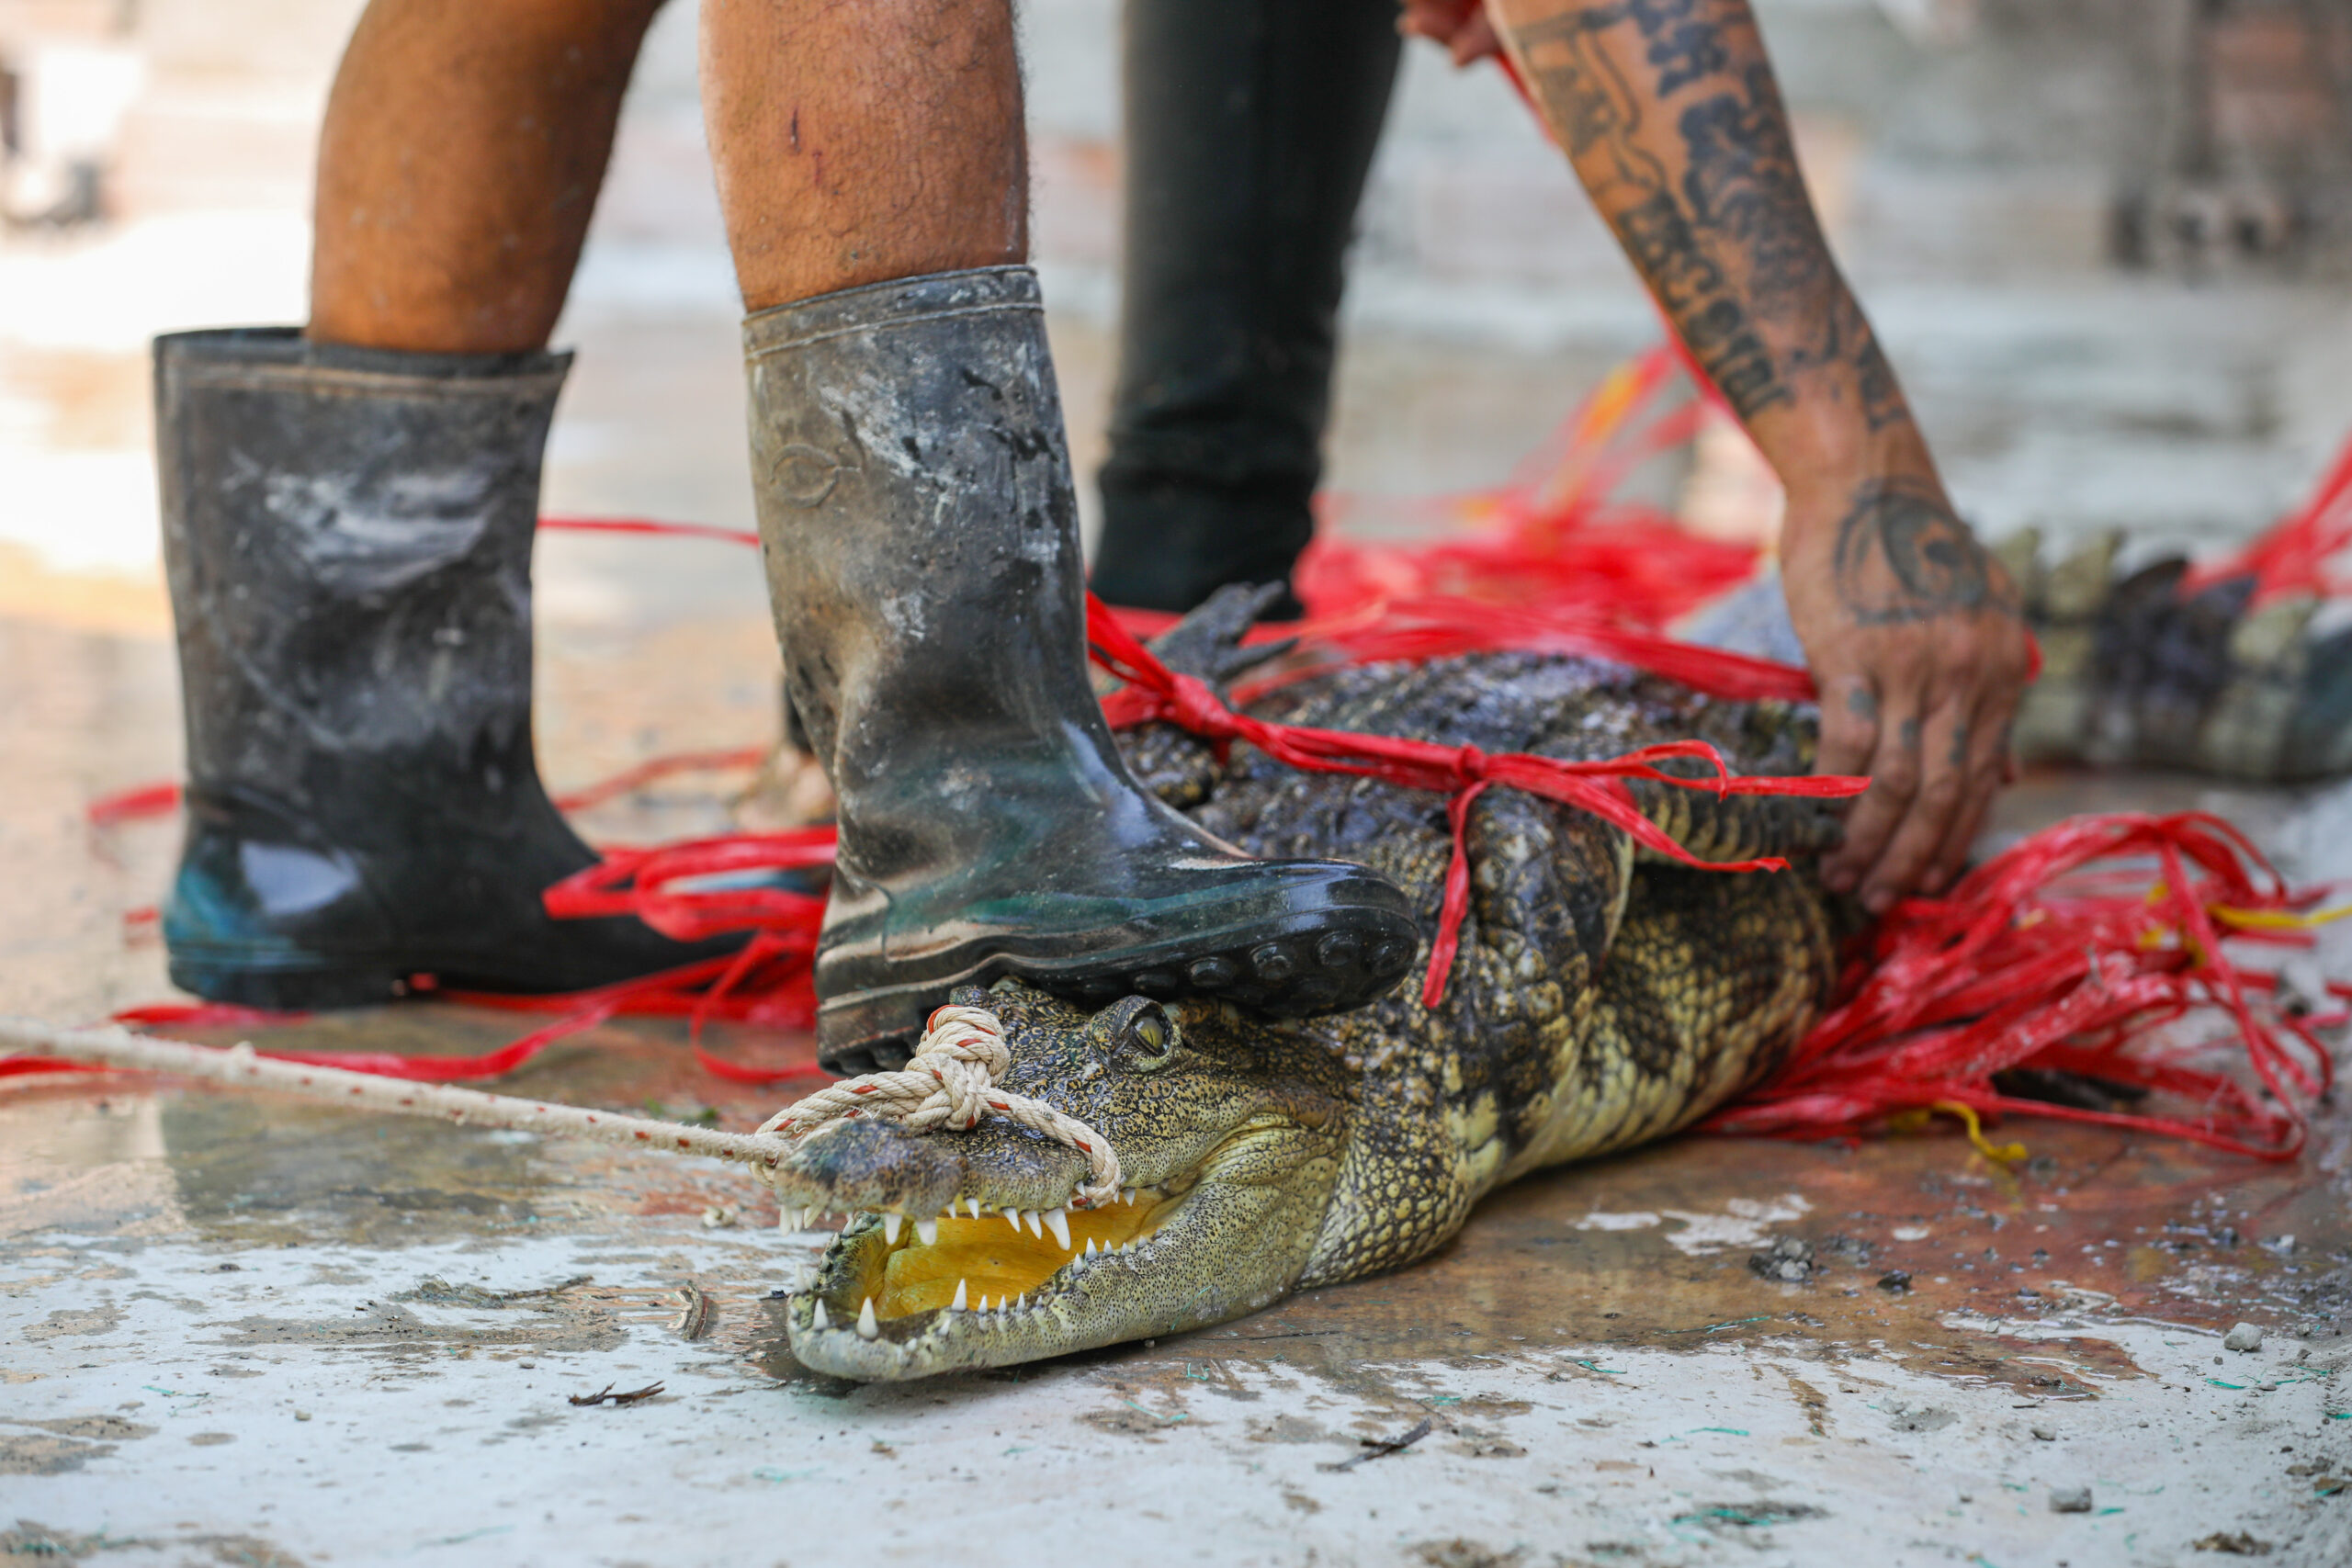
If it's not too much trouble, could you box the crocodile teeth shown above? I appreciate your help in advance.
[951,1279,967,1311]
[967,1198,985,1219]
[811,1300,829,1330]
[1123,1189,1137,1205]
[881,1213,901,1244]
[1043,1208,1071,1249]
[857,1297,878,1339]
[915,1217,938,1247]
[1083,1237,1099,1257]
[1023,1210,1043,1237]
[1005,1209,1023,1233]
[978,1295,991,1313]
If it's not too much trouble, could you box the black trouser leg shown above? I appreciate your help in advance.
[1090,0,1404,616]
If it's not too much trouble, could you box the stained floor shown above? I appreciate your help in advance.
[6,576,2352,1567]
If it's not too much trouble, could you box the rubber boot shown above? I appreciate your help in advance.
[743,268,1419,1072]
[155,328,740,1008]
[1088,0,1405,616]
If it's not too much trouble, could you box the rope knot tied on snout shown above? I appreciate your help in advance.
[756,1005,1123,1209]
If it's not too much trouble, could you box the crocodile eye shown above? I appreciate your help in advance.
[1100,998,1181,1073]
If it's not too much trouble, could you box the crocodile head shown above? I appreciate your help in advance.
[772,979,1351,1381]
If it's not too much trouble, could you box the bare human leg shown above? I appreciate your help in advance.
[707,0,1419,1070]
[156,0,739,1012]
[697,0,1026,310]
[310,0,671,353]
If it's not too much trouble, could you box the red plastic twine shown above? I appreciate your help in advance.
[2184,424,2352,603]
[1711,812,2337,1159]
[1086,593,1864,1005]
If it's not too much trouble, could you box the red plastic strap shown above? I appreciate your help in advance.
[539,516,761,547]
[1707,811,2333,1159]
[2182,425,2352,602]
[1087,591,1868,1005]
[1426,782,1496,1009]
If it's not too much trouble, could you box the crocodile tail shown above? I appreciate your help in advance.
[2006,528,2352,780]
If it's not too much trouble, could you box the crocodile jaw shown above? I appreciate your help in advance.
[785,1138,1333,1381]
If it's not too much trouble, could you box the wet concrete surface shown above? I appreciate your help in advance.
[8,570,2352,1564]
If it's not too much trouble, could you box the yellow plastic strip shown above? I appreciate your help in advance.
[2211,902,2352,932]
[1931,1100,2028,1164]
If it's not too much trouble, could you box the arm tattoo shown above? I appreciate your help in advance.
[1509,0,1913,434]
[1830,478,2016,626]
[1676,63,1823,321]
[1512,6,1789,420]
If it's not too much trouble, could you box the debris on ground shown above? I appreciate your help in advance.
[395,1275,592,1309]
[1319,1417,1434,1472]
[1876,1270,1912,1294]
[2050,1485,2093,1513]
[2224,1323,2265,1352]
[568,1382,665,1408]
[1885,1399,1956,1433]
[2031,1425,2058,1441]
[701,1205,737,1229]
[2193,1531,2273,1554]
[671,1282,714,1341]
[1748,1236,1815,1283]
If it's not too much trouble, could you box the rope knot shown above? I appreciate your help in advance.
[913,1006,1012,1130]
[756,1004,1123,1208]
[1166,671,1241,740]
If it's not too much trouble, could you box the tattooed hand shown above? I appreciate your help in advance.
[1485,0,2031,905]
[1781,469,2029,911]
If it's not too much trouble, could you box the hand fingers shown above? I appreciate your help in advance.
[1826,701,1925,904]
[1452,9,1501,64]
[1857,699,1976,913]
[1814,673,1883,894]
[1921,695,2020,894]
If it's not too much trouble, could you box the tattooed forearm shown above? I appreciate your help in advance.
[1829,478,2015,626]
[1500,0,1909,435]
[1510,5,1792,419]
[1675,63,1823,321]
[1613,193,1783,414]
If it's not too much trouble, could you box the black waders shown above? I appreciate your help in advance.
[1089,0,1404,616]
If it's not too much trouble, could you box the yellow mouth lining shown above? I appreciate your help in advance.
[858,1190,1179,1320]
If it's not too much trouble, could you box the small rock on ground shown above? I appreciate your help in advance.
[2223,1323,2264,1352]
[2050,1486,2093,1513]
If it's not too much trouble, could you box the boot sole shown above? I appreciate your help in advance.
[814,904,1420,1074]
[168,952,421,1012]
[167,931,742,1012]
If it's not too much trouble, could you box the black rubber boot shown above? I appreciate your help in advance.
[1089,0,1404,615]
[155,328,740,1009]
[743,268,1419,1072]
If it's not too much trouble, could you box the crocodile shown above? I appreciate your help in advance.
[769,585,1850,1382]
[1690,528,2352,781]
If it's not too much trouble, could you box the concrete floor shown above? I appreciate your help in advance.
[8,3,2352,1559]
[6,561,2352,1565]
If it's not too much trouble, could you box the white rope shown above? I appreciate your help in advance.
[3,1004,1122,1213]
[0,1016,797,1177]
[757,1005,1122,1209]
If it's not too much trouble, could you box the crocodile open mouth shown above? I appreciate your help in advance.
[794,1180,1190,1347]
